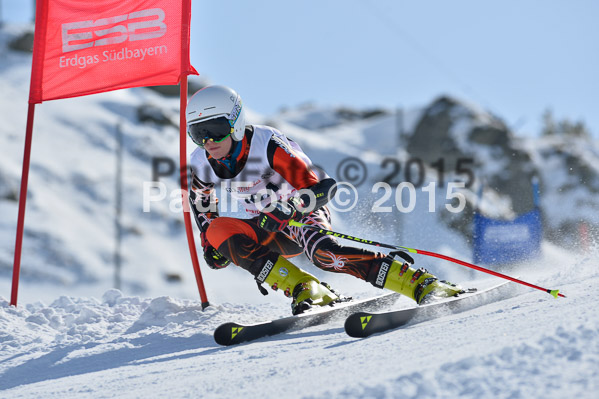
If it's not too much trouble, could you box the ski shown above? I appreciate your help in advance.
[344,280,511,338]
[214,292,400,346]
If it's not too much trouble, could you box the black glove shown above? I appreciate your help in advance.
[259,198,302,232]
[200,231,230,269]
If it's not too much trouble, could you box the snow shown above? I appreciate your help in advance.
[1,24,599,398]
[1,245,598,398]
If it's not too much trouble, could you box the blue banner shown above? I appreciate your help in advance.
[473,208,542,265]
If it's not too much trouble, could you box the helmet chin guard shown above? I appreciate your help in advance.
[186,85,246,142]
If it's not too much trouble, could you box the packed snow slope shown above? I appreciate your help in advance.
[1,245,598,398]
[1,24,598,398]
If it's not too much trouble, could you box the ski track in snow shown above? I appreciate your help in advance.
[1,249,598,399]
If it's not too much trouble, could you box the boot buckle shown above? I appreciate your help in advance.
[410,268,426,284]
[399,262,410,277]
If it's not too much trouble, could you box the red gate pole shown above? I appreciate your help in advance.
[11,103,36,307]
[179,75,210,309]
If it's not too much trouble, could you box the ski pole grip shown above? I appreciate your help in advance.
[289,220,307,228]
[289,220,319,230]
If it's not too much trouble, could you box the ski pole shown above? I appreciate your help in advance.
[289,220,565,298]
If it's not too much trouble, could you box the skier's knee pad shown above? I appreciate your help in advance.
[206,217,259,249]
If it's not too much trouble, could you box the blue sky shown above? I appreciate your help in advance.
[4,1,598,137]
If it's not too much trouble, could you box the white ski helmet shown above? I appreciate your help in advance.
[186,85,246,145]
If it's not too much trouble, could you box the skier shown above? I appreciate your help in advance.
[187,85,463,314]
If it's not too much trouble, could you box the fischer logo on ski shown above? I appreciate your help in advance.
[361,316,372,330]
[231,327,243,339]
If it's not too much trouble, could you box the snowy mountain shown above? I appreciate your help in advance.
[278,95,599,250]
[1,24,598,398]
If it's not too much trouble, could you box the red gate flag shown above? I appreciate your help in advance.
[29,0,197,103]
[13,0,208,307]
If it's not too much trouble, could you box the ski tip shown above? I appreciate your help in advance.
[344,312,373,338]
[214,323,245,346]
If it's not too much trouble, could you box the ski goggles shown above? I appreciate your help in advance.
[188,116,234,148]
